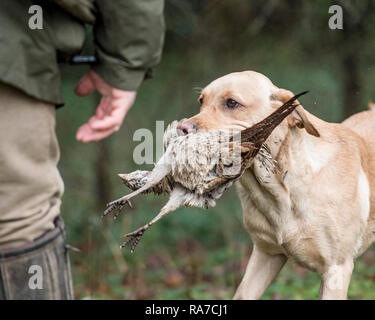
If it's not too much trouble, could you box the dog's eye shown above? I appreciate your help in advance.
[226,98,241,109]
[199,97,204,104]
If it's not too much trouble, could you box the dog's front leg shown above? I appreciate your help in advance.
[233,245,287,300]
[318,260,354,300]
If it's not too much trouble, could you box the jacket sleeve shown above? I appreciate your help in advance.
[92,0,165,91]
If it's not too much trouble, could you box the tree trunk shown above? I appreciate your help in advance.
[342,52,361,119]
[95,138,112,207]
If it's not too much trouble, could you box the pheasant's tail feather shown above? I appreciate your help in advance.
[239,91,308,149]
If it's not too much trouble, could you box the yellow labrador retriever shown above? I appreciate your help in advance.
[177,71,375,300]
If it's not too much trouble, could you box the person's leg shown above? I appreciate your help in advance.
[0,217,74,300]
[0,82,73,299]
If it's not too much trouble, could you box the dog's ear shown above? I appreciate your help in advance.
[271,88,320,137]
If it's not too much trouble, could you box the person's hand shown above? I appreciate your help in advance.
[74,69,137,143]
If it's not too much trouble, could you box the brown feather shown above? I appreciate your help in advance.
[237,91,308,155]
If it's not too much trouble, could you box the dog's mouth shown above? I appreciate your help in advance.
[220,121,252,131]
[189,120,252,134]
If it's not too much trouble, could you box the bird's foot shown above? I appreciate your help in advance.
[103,197,133,219]
[120,226,148,252]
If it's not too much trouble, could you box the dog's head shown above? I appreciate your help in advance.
[178,71,319,138]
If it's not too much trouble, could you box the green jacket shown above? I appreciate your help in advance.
[0,0,165,105]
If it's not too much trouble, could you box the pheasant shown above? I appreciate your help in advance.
[104,92,307,252]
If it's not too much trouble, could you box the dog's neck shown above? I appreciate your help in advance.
[238,121,314,246]
[252,121,311,183]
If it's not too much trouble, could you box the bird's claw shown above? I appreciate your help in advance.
[103,198,132,219]
[120,227,147,252]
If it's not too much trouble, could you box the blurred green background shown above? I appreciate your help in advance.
[57,0,375,299]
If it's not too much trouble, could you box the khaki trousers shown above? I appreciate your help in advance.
[0,82,64,248]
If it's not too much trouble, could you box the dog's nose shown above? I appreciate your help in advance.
[177,121,197,135]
